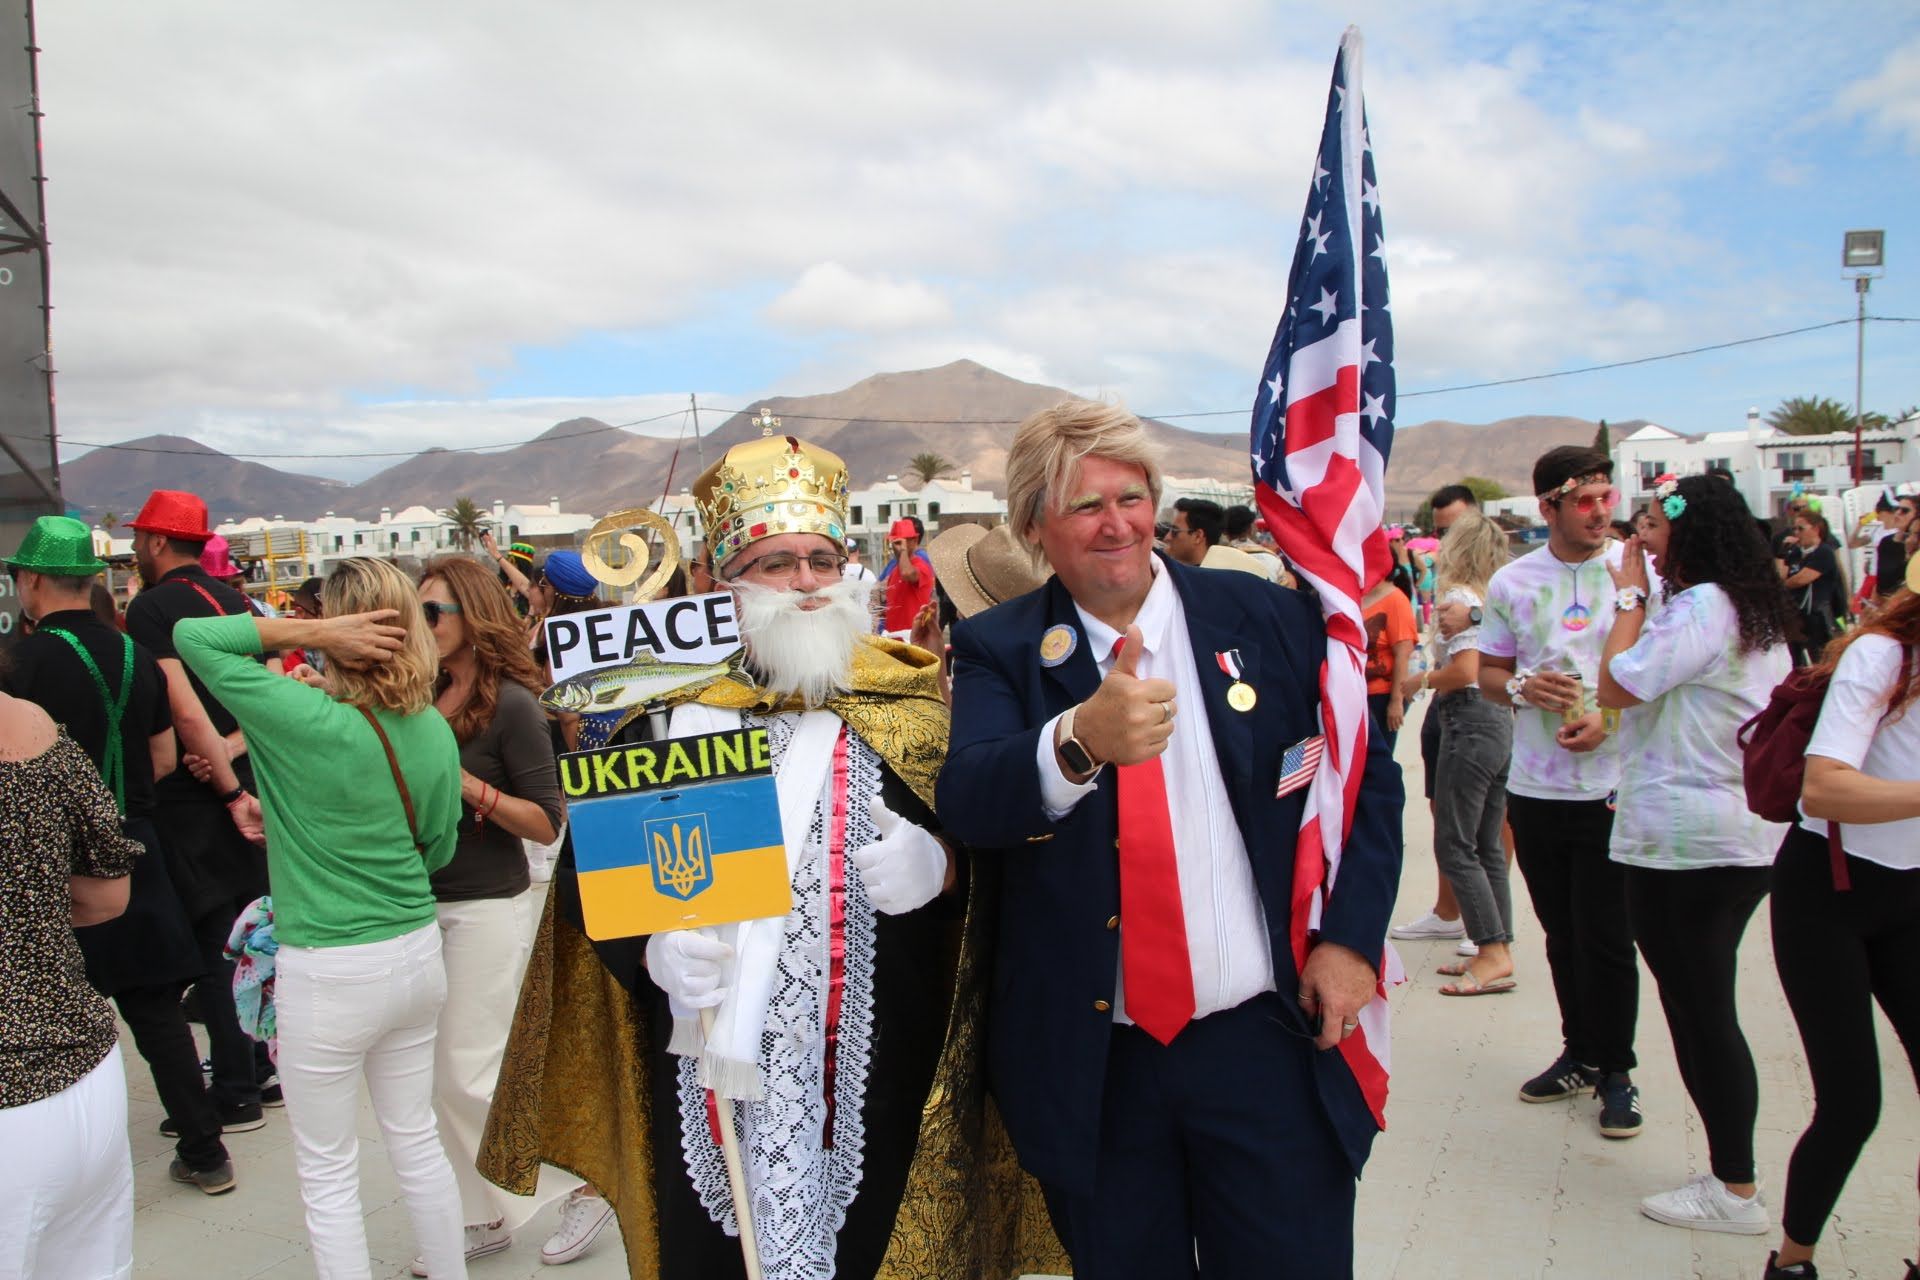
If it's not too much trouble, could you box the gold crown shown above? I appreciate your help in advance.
[693,421,850,569]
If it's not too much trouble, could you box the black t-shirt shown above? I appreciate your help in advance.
[1876,532,1908,598]
[125,565,260,797]
[1798,543,1842,617]
[2,609,173,818]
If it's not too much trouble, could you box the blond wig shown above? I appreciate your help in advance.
[1004,399,1164,570]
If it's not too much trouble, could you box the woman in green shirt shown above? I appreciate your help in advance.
[176,557,470,1279]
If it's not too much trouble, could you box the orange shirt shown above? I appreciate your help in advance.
[1363,587,1418,695]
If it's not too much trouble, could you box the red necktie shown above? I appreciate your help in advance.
[1111,637,1195,1045]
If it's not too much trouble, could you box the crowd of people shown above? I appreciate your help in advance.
[0,415,1915,1280]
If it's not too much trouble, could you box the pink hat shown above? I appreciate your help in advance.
[199,535,241,578]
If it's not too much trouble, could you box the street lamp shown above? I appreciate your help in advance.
[1843,230,1885,484]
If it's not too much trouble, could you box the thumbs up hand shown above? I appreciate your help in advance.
[848,798,950,915]
[1068,624,1178,769]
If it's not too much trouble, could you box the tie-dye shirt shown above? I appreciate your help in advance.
[1478,543,1641,801]
[1606,584,1791,869]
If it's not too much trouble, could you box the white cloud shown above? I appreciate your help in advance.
[27,1,1920,460]
[1839,37,1920,151]
[764,263,953,332]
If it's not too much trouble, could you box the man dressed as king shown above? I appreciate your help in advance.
[480,431,1063,1280]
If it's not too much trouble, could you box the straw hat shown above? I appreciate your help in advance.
[924,522,1045,620]
[6,515,107,577]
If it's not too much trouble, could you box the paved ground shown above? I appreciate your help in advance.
[130,697,1919,1278]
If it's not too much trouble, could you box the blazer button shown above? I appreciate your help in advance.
[1093,999,1112,1013]
[1105,915,1119,930]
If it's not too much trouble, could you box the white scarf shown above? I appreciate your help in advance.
[661,700,840,1100]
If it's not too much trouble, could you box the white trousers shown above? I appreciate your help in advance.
[0,1044,133,1280]
[276,922,467,1280]
[433,893,535,1226]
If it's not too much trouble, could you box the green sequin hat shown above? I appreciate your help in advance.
[6,515,107,576]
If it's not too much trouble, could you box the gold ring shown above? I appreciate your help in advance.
[1162,701,1174,724]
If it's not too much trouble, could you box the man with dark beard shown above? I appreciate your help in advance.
[480,432,1065,1280]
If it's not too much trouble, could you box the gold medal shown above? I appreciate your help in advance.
[1228,681,1257,712]
[1038,624,1078,667]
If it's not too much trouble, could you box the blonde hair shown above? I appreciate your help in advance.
[1005,399,1164,569]
[319,558,438,715]
[1434,508,1509,598]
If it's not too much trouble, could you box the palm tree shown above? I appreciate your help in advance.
[1765,396,1880,437]
[905,451,958,487]
[441,497,486,550]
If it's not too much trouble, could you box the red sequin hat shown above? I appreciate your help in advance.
[127,489,214,542]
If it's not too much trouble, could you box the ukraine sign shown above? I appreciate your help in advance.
[562,728,791,940]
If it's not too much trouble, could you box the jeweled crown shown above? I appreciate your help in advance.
[693,415,851,569]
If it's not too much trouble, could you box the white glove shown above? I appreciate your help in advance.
[848,798,948,916]
[644,928,735,1009]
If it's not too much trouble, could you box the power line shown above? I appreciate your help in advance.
[19,313,1917,461]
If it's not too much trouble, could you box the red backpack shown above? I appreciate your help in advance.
[1738,647,1914,890]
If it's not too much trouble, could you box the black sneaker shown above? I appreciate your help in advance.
[160,1101,267,1137]
[1518,1051,1601,1103]
[169,1158,236,1196]
[1763,1251,1816,1278]
[259,1074,284,1108]
[1595,1071,1643,1138]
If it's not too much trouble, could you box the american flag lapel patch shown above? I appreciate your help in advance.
[1275,735,1326,798]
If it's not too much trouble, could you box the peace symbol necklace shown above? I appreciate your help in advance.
[1547,546,1606,632]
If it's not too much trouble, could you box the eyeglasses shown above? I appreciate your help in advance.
[730,551,848,580]
[422,600,463,626]
[1553,487,1620,516]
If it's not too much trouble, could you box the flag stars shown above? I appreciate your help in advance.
[1266,371,1285,403]
[1361,392,1389,428]
[1361,180,1380,215]
[1308,287,1339,325]
[1360,338,1381,370]
[1313,157,1329,190]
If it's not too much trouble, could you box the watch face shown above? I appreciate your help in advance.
[1060,737,1095,775]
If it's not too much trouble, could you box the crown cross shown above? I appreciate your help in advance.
[755,406,781,437]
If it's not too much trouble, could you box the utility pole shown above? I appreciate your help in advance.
[1842,229,1886,486]
[1853,275,1868,485]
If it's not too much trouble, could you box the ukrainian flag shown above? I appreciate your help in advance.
[569,773,790,940]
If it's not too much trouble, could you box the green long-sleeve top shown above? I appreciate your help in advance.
[175,613,462,948]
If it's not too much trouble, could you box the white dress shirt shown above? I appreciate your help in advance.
[1034,558,1276,1025]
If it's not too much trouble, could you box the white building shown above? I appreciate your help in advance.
[1160,475,1256,513]
[651,471,1011,561]
[1615,409,1920,523]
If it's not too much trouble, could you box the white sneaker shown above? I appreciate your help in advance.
[1389,912,1465,940]
[1456,939,1480,957]
[1639,1174,1768,1235]
[542,1189,614,1265]
[412,1220,512,1275]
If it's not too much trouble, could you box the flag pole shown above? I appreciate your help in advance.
[699,1007,765,1280]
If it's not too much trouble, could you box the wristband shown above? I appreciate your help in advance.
[1614,586,1647,612]
[217,786,245,805]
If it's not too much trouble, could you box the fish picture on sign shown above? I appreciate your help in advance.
[541,591,746,746]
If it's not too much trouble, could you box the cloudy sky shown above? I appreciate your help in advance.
[34,1,1920,481]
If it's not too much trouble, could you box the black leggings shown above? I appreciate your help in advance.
[1771,823,1920,1245]
[1624,864,1769,1184]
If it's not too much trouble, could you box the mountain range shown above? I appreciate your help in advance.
[61,359,1636,525]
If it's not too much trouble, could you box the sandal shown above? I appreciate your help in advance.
[1439,970,1517,997]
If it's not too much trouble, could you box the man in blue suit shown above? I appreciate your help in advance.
[937,401,1403,1279]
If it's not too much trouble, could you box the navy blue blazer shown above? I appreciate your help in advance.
[936,556,1404,1196]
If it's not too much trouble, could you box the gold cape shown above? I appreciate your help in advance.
[479,636,1070,1278]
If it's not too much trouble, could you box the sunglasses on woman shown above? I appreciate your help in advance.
[422,601,463,626]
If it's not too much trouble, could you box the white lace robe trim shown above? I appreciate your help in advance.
[678,711,881,1280]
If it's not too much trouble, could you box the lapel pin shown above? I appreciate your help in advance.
[1039,623,1079,668]
[1216,648,1257,712]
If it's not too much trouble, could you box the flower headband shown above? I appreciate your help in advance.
[1653,474,1685,520]
[1538,471,1612,502]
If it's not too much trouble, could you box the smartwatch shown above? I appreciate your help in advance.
[1056,705,1102,780]
[1468,605,1483,626]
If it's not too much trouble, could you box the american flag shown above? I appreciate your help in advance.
[1248,26,1401,1128]
[1274,735,1325,799]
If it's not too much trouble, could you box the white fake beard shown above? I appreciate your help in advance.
[731,576,874,709]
